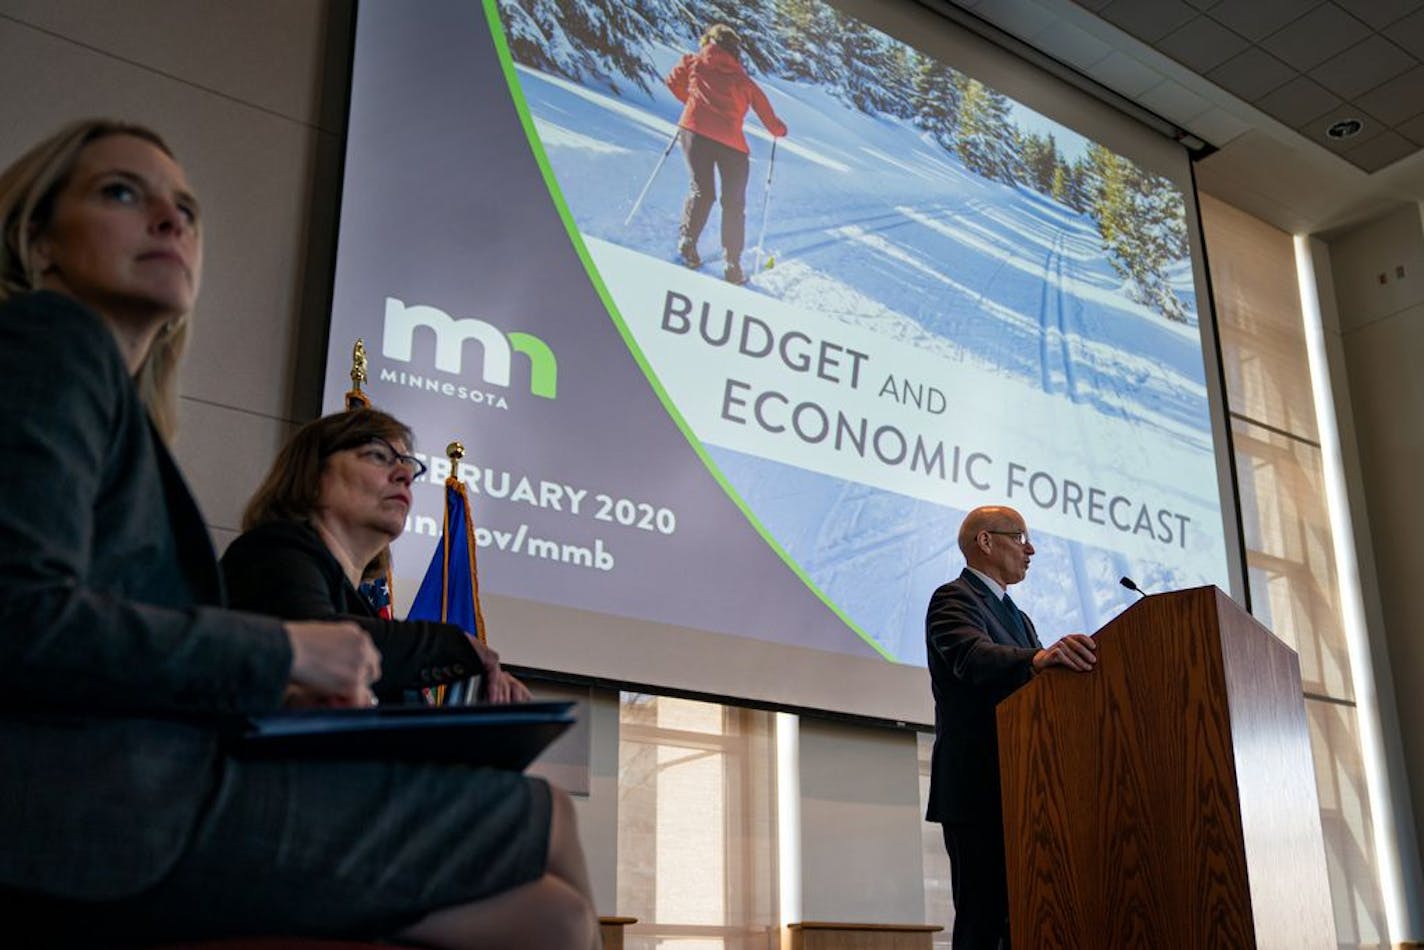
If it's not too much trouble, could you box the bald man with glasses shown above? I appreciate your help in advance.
[925,505,1097,949]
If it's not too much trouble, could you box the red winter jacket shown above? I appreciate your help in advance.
[666,44,788,154]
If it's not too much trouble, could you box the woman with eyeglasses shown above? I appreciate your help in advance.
[221,407,529,705]
[0,120,596,947]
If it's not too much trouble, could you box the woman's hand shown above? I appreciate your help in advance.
[485,668,533,704]
[467,635,532,704]
[286,620,382,707]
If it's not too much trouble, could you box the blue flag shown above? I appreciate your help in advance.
[409,478,487,705]
[409,479,485,640]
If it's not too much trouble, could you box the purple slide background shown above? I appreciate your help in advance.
[324,0,881,661]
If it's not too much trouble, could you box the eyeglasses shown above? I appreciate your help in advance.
[354,437,427,480]
[984,529,1030,545]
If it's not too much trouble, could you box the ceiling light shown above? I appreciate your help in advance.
[1326,119,1364,140]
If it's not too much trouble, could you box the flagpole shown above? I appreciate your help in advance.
[447,441,489,649]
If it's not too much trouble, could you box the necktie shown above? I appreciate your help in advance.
[1000,592,1031,647]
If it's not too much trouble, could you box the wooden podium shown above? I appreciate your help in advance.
[997,586,1335,949]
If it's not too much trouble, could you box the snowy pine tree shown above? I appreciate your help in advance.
[880,43,919,121]
[838,16,902,115]
[1083,143,1191,322]
[954,77,1024,185]
[911,53,962,148]
[497,0,662,94]
[774,0,839,82]
[1063,156,1092,212]
[1050,162,1069,204]
[1019,131,1060,196]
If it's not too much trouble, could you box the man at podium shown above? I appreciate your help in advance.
[924,505,1097,949]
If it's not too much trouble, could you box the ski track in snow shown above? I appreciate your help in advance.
[505,50,1220,662]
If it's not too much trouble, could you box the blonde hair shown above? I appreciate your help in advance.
[699,23,742,57]
[0,119,190,442]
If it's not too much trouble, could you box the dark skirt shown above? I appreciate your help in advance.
[11,755,552,944]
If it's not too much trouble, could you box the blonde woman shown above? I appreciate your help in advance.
[0,120,597,948]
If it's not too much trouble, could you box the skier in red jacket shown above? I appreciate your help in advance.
[666,24,788,285]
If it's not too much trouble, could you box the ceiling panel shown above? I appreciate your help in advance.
[1206,0,1322,42]
[1394,112,1424,146]
[972,0,1058,41]
[1344,129,1417,172]
[1257,74,1341,127]
[1098,0,1197,43]
[1353,65,1424,126]
[1260,3,1370,71]
[1332,0,1420,31]
[1033,19,1114,68]
[1158,14,1251,72]
[1084,48,1167,97]
[1137,77,1212,123]
[1189,106,1254,144]
[1046,0,1424,173]
[1384,6,1424,59]
[1208,45,1297,100]
[1309,35,1414,100]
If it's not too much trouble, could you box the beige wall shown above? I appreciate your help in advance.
[0,0,346,548]
[1326,205,1424,895]
[798,718,924,925]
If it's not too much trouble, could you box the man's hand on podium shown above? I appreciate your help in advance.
[1032,633,1097,673]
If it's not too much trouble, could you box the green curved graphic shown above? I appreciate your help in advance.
[482,0,893,662]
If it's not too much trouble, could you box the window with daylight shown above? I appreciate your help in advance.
[616,693,778,950]
[1200,192,1387,948]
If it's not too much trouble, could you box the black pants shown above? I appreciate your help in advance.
[678,128,750,265]
[941,819,1011,950]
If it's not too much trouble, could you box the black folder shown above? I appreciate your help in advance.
[232,700,577,771]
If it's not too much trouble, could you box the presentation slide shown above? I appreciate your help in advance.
[324,0,1234,723]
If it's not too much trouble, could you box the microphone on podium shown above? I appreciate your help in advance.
[1119,576,1148,599]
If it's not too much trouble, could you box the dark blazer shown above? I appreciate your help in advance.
[0,292,290,900]
[220,521,481,701]
[924,568,1042,824]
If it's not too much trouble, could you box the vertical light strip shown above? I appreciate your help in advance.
[1294,234,1407,943]
[776,711,802,948]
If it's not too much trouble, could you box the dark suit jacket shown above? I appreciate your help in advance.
[0,292,291,900]
[924,568,1042,824]
[220,521,481,701]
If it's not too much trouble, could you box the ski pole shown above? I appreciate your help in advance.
[752,138,778,273]
[624,127,681,227]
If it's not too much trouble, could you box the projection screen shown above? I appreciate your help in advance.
[323,0,1243,725]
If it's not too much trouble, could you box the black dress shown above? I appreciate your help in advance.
[221,520,482,702]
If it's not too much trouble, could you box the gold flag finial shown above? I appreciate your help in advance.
[350,338,368,391]
[345,338,372,410]
[447,441,465,466]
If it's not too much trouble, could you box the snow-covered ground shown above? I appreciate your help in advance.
[503,41,1229,663]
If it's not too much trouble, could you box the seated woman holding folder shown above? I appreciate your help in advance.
[222,407,529,705]
[0,119,597,948]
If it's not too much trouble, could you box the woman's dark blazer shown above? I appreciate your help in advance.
[220,521,481,701]
[0,292,291,900]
